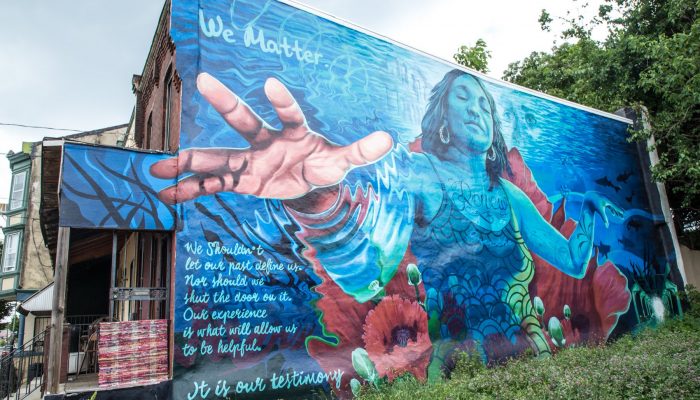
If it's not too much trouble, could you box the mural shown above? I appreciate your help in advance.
[60,142,176,230]
[57,1,684,398]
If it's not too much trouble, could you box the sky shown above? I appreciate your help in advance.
[0,0,602,205]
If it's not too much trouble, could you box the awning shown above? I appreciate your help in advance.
[39,139,175,267]
[18,283,53,315]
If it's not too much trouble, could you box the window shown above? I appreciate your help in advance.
[2,232,20,273]
[34,317,50,337]
[163,67,173,152]
[9,171,27,210]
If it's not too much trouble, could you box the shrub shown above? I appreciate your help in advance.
[357,316,700,399]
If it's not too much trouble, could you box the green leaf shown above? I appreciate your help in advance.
[534,296,545,317]
[407,263,422,286]
[548,317,566,347]
[350,378,362,397]
[352,348,379,386]
[454,38,491,73]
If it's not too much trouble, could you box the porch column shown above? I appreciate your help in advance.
[109,231,117,319]
[47,226,70,394]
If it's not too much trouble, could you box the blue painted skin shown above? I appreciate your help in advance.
[305,74,622,363]
[155,69,623,364]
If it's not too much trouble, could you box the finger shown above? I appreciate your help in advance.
[176,148,248,175]
[157,185,178,205]
[158,171,260,204]
[264,78,306,131]
[150,156,178,179]
[164,175,218,204]
[150,149,248,179]
[333,131,394,167]
[596,203,610,228]
[607,204,625,218]
[197,73,271,144]
[150,149,247,178]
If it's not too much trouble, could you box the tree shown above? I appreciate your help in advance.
[502,0,700,247]
[8,314,18,337]
[0,302,14,331]
[454,38,491,73]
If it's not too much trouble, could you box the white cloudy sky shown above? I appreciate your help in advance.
[0,0,601,203]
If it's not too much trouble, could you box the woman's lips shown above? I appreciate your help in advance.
[463,120,483,130]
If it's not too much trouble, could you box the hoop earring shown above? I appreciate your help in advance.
[487,146,496,161]
[439,123,450,144]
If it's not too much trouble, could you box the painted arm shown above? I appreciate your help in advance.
[501,179,623,279]
[150,73,414,302]
[288,147,420,302]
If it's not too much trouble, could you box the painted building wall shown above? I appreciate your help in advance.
[57,1,685,398]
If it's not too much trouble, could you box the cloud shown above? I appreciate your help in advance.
[0,0,603,201]
[0,0,163,199]
[299,0,602,76]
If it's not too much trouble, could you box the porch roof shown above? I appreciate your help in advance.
[18,282,53,315]
[39,139,173,267]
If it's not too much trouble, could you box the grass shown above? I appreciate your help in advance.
[356,315,700,399]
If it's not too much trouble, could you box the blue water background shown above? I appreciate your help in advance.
[169,0,677,394]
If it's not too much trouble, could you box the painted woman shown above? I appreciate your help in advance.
[151,68,622,371]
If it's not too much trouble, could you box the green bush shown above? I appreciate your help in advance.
[680,285,700,319]
[358,316,700,399]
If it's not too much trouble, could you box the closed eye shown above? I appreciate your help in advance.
[479,97,490,112]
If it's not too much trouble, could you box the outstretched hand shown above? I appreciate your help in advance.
[583,192,625,227]
[151,73,393,204]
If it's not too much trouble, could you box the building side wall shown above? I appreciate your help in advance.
[20,127,127,291]
[18,145,52,290]
[136,0,181,153]
[1,152,31,298]
[681,245,700,289]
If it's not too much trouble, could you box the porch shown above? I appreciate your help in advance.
[39,141,176,397]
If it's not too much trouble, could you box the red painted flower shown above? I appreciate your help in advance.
[505,148,631,347]
[362,295,432,381]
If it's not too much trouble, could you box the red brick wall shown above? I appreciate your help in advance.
[135,1,181,153]
[142,54,180,152]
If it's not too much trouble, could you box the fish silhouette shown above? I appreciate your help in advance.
[595,241,611,259]
[595,176,621,192]
[626,219,642,231]
[625,191,634,203]
[616,170,633,183]
[618,237,635,249]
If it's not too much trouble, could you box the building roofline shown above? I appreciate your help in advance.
[281,0,632,124]
[10,123,131,157]
[17,282,53,315]
[43,138,172,156]
[60,123,129,140]
[136,0,170,91]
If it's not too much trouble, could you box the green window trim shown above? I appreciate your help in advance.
[2,231,21,273]
[8,169,29,211]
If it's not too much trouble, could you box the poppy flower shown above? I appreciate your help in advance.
[362,295,432,381]
[505,148,631,347]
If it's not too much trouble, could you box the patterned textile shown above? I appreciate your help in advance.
[98,320,169,388]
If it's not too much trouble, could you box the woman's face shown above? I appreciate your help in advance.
[445,75,494,155]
